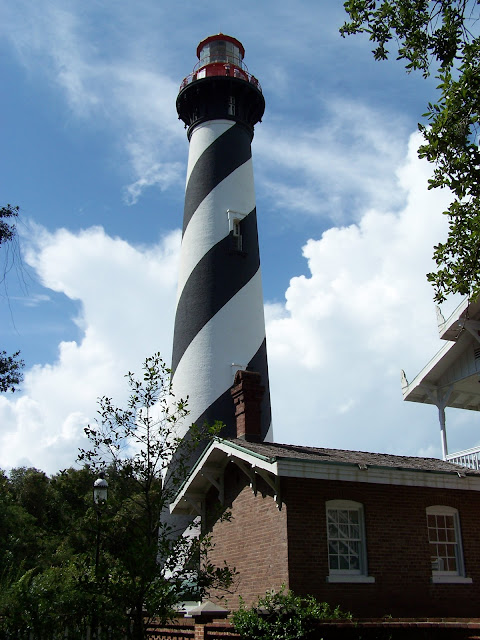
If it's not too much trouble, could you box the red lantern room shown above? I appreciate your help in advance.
[196,34,248,81]
[179,34,261,90]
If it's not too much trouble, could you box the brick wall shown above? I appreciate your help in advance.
[285,477,480,618]
[205,470,480,617]
[205,461,288,609]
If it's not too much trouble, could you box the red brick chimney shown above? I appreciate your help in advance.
[230,370,265,442]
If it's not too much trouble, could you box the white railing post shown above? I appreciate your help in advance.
[446,445,480,469]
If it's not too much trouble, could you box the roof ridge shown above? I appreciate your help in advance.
[225,438,480,475]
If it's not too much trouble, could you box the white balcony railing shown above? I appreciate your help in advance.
[446,446,480,469]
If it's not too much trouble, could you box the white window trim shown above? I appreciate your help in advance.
[326,575,375,584]
[326,499,375,584]
[226,209,247,234]
[431,575,472,584]
[426,505,472,584]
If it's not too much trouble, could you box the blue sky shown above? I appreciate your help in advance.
[0,0,475,474]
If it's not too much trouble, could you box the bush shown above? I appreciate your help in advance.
[231,586,351,640]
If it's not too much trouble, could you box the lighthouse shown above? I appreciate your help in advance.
[172,34,272,444]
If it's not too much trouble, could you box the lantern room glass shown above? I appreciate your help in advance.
[199,40,243,68]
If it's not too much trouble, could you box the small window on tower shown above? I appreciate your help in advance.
[232,219,242,251]
[228,96,236,116]
[227,209,247,253]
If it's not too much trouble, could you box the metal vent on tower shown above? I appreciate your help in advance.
[171,35,272,450]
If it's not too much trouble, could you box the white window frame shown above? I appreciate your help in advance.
[325,499,374,584]
[426,505,472,584]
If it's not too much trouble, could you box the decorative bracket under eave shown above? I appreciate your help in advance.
[184,493,204,517]
[227,455,282,509]
[460,319,480,345]
[230,456,257,496]
[254,467,282,510]
[201,467,225,505]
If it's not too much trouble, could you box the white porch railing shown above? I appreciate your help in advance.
[446,445,480,469]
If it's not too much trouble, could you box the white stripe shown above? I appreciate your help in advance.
[185,120,235,185]
[176,159,255,301]
[172,269,266,438]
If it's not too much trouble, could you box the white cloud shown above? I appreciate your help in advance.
[0,225,180,474]
[124,160,184,206]
[266,131,468,457]
[256,99,410,223]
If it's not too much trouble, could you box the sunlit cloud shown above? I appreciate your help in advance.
[0,225,180,473]
[266,132,460,457]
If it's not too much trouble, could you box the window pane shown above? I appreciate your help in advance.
[349,510,359,524]
[446,528,456,542]
[349,540,360,555]
[329,541,338,554]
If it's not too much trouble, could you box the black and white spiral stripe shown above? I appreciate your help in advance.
[171,119,271,441]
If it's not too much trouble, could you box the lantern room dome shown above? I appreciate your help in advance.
[196,34,245,67]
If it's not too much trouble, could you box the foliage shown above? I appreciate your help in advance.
[0,466,98,638]
[0,204,24,392]
[231,586,351,640]
[0,204,19,247]
[0,350,24,393]
[0,354,235,640]
[341,0,480,302]
[77,354,234,633]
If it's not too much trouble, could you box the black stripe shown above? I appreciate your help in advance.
[180,338,271,469]
[182,123,252,236]
[246,337,271,438]
[172,208,260,374]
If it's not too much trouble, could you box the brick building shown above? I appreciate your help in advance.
[170,371,480,618]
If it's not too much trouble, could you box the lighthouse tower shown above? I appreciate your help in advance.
[172,34,271,444]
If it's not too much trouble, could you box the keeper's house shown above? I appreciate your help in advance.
[170,371,480,618]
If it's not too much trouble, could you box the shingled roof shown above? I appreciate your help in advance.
[226,438,480,476]
[171,438,480,515]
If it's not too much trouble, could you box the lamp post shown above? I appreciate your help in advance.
[92,473,108,639]
[93,473,108,574]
